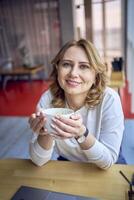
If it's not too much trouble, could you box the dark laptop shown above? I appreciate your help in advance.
[11,185,99,200]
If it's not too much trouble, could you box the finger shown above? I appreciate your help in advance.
[39,127,48,136]
[52,118,76,134]
[31,112,47,129]
[51,124,75,138]
[36,107,43,113]
[70,113,81,120]
[28,113,36,124]
[54,115,82,128]
[36,111,41,117]
[36,110,46,118]
[40,111,46,117]
[29,115,39,129]
[33,117,46,133]
[30,115,40,130]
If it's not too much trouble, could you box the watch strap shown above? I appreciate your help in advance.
[76,127,89,143]
[83,127,89,138]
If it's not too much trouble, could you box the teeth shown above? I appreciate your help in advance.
[67,80,80,84]
[66,80,81,86]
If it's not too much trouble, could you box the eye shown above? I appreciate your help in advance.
[79,64,90,70]
[61,62,72,68]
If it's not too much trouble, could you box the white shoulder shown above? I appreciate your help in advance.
[104,87,119,98]
[103,87,121,104]
[102,87,124,118]
[37,89,53,110]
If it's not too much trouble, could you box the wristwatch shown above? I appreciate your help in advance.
[76,128,89,144]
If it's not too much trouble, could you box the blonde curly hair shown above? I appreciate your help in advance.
[49,39,108,109]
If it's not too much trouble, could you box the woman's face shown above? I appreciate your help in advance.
[57,46,96,97]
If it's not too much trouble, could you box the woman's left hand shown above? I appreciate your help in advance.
[51,113,86,139]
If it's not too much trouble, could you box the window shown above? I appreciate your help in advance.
[0,0,61,78]
[92,0,122,64]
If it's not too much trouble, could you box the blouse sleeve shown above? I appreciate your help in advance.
[82,89,124,169]
[29,135,55,166]
[29,90,55,166]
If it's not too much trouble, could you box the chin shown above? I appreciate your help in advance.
[64,88,82,95]
[61,84,89,96]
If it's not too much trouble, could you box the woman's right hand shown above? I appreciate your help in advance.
[28,111,48,136]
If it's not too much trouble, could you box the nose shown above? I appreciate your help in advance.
[69,65,79,77]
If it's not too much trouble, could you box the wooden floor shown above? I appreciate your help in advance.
[0,117,32,159]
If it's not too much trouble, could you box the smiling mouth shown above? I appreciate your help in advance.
[66,80,81,86]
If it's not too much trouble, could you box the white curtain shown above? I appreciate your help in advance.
[127,0,134,113]
[0,0,61,78]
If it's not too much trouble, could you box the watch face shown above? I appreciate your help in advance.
[77,135,86,143]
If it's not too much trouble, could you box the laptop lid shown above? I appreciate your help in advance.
[11,185,99,200]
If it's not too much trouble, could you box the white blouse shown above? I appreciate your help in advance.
[29,87,124,169]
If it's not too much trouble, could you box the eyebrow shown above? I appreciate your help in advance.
[79,62,90,65]
[61,59,73,62]
[62,59,90,65]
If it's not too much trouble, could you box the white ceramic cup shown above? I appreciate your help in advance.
[43,108,74,134]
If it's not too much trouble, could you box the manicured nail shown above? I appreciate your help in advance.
[36,112,40,117]
[51,124,56,129]
[55,115,60,119]
[44,128,47,132]
[52,117,56,122]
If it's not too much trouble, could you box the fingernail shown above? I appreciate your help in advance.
[52,117,56,122]
[36,112,40,116]
[51,124,55,128]
[55,115,60,119]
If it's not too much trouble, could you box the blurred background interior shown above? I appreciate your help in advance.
[0,0,134,164]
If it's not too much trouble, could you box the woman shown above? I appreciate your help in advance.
[29,39,124,170]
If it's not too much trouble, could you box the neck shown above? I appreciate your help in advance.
[65,94,86,111]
